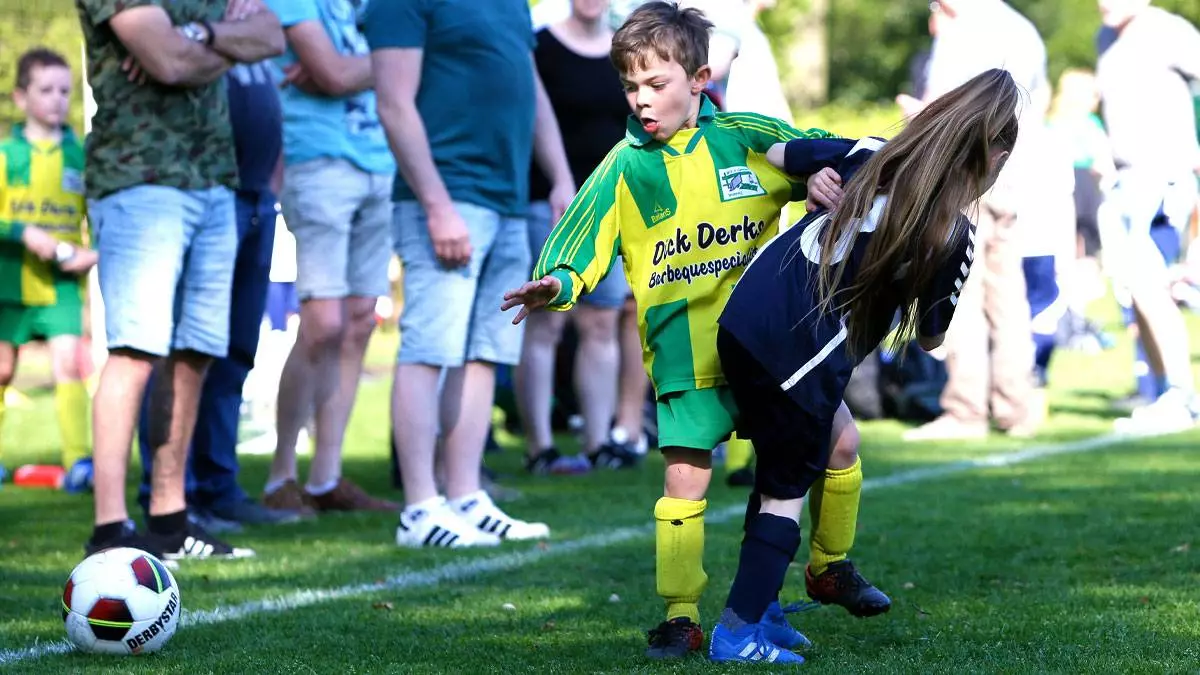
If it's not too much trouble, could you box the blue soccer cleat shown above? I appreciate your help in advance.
[759,600,813,650]
[62,457,94,494]
[0,463,6,489]
[709,622,806,665]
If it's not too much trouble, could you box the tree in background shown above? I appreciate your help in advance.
[762,0,1200,107]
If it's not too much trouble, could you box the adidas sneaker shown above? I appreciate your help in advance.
[148,514,256,560]
[450,490,550,541]
[396,497,501,548]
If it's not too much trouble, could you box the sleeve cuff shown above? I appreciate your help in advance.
[0,221,25,242]
[547,269,577,310]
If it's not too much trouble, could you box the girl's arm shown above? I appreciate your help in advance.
[765,137,858,175]
[916,215,977,350]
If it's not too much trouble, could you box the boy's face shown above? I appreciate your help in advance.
[621,55,711,143]
[15,64,72,129]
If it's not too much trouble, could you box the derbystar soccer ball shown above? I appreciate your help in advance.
[61,547,181,655]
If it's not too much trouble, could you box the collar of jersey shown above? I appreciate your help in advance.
[10,123,78,148]
[624,93,716,155]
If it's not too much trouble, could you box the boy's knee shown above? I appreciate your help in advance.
[662,448,712,501]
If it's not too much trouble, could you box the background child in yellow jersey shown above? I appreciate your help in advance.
[502,0,887,659]
[0,49,97,491]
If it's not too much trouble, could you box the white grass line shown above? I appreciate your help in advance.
[0,429,1156,666]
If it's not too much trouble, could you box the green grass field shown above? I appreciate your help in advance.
[2,315,1199,673]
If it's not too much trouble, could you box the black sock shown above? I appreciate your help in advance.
[91,520,129,543]
[147,510,188,536]
[723,513,802,629]
[743,490,762,532]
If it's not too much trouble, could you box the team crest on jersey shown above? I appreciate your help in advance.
[718,166,766,202]
[61,169,84,195]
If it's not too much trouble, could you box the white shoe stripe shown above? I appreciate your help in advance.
[766,647,779,663]
[739,642,758,658]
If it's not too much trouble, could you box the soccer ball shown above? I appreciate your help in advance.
[61,547,181,655]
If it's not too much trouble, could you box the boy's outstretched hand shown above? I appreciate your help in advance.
[501,275,562,325]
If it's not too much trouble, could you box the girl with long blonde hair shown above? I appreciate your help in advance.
[706,68,1021,664]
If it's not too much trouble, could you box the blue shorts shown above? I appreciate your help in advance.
[89,185,237,358]
[394,200,529,367]
[527,200,629,309]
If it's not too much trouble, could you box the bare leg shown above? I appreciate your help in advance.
[392,363,442,507]
[92,351,156,525]
[145,350,213,516]
[572,306,620,452]
[513,311,568,456]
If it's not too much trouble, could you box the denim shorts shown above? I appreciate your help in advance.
[527,200,629,309]
[89,185,237,358]
[280,157,394,301]
[394,200,529,367]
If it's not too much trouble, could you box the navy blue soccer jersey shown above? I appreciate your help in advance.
[718,136,977,419]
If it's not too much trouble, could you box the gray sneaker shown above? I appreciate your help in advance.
[190,509,243,534]
[208,498,306,525]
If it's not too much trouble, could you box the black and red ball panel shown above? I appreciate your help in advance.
[61,579,74,622]
[87,597,135,641]
[131,555,172,594]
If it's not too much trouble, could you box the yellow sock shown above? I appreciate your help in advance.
[808,456,863,576]
[654,496,708,623]
[56,380,91,469]
[724,434,753,473]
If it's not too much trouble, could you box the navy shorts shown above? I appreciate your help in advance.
[717,326,835,501]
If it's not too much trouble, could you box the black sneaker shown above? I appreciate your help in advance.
[805,559,891,618]
[147,514,256,560]
[645,617,704,659]
[84,519,163,559]
[589,442,641,470]
[525,448,591,475]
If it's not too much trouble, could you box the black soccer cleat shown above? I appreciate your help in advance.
[805,559,891,618]
[645,617,704,659]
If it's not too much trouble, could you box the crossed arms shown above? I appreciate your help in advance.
[106,0,284,87]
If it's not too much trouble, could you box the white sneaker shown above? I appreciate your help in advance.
[449,490,550,541]
[395,497,501,548]
[1114,388,1198,435]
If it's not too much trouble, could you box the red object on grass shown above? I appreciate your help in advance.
[13,464,65,489]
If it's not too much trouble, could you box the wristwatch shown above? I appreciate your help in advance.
[180,21,213,46]
[55,242,76,265]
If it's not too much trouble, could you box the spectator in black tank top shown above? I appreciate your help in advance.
[517,0,644,475]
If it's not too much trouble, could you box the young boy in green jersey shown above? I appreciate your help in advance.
[502,1,888,659]
[0,49,97,490]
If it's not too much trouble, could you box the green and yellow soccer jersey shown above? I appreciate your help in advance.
[534,95,837,397]
[0,125,87,306]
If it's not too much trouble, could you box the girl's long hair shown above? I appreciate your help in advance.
[814,68,1021,357]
